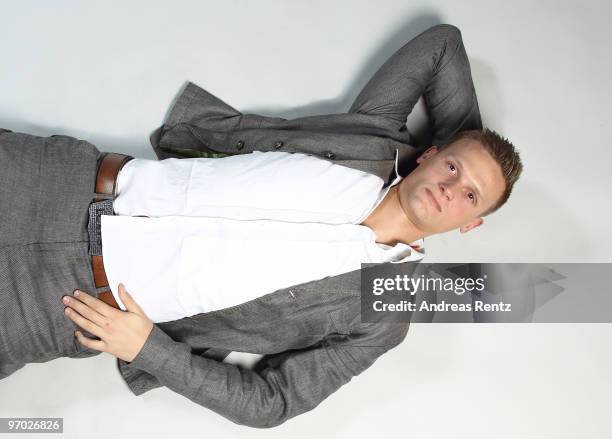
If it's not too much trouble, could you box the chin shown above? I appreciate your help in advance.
[405,206,430,231]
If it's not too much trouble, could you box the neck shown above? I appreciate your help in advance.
[360,185,425,246]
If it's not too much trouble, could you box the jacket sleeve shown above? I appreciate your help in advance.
[348,24,482,145]
[126,324,400,428]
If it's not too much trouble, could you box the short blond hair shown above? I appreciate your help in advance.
[446,128,523,215]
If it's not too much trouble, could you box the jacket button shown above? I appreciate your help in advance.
[324,151,336,159]
[235,140,245,150]
[273,140,284,149]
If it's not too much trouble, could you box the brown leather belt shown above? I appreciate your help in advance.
[91,152,134,310]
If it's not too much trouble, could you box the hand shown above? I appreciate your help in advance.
[62,283,154,362]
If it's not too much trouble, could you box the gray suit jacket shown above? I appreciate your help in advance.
[116,24,483,428]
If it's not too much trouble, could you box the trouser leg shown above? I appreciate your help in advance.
[0,129,103,379]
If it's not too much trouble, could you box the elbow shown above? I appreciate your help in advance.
[231,396,293,429]
[237,418,285,430]
[233,409,289,429]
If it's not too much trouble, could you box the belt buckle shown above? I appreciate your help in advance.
[88,199,114,256]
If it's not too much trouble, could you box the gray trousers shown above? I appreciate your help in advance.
[0,129,103,379]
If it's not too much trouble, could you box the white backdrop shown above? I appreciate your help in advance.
[1,1,610,438]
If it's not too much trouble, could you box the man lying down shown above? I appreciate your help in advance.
[0,24,523,429]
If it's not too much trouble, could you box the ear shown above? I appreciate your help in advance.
[416,145,439,164]
[459,217,483,234]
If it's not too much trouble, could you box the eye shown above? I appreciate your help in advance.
[467,192,476,204]
[448,162,457,175]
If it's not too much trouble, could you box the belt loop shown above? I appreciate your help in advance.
[93,192,115,200]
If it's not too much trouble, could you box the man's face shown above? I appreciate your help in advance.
[397,138,506,235]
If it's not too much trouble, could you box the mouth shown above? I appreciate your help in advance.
[425,188,442,212]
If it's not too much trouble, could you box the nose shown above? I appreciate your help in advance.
[439,183,454,201]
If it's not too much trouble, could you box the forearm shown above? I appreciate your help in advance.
[127,325,389,428]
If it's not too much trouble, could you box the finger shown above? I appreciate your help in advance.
[64,307,104,339]
[62,295,107,328]
[72,289,117,317]
[118,283,145,315]
[74,331,107,352]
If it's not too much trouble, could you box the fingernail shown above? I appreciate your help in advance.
[62,296,70,304]
[73,290,80,297]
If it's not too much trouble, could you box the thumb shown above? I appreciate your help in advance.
[118,283,145,316]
